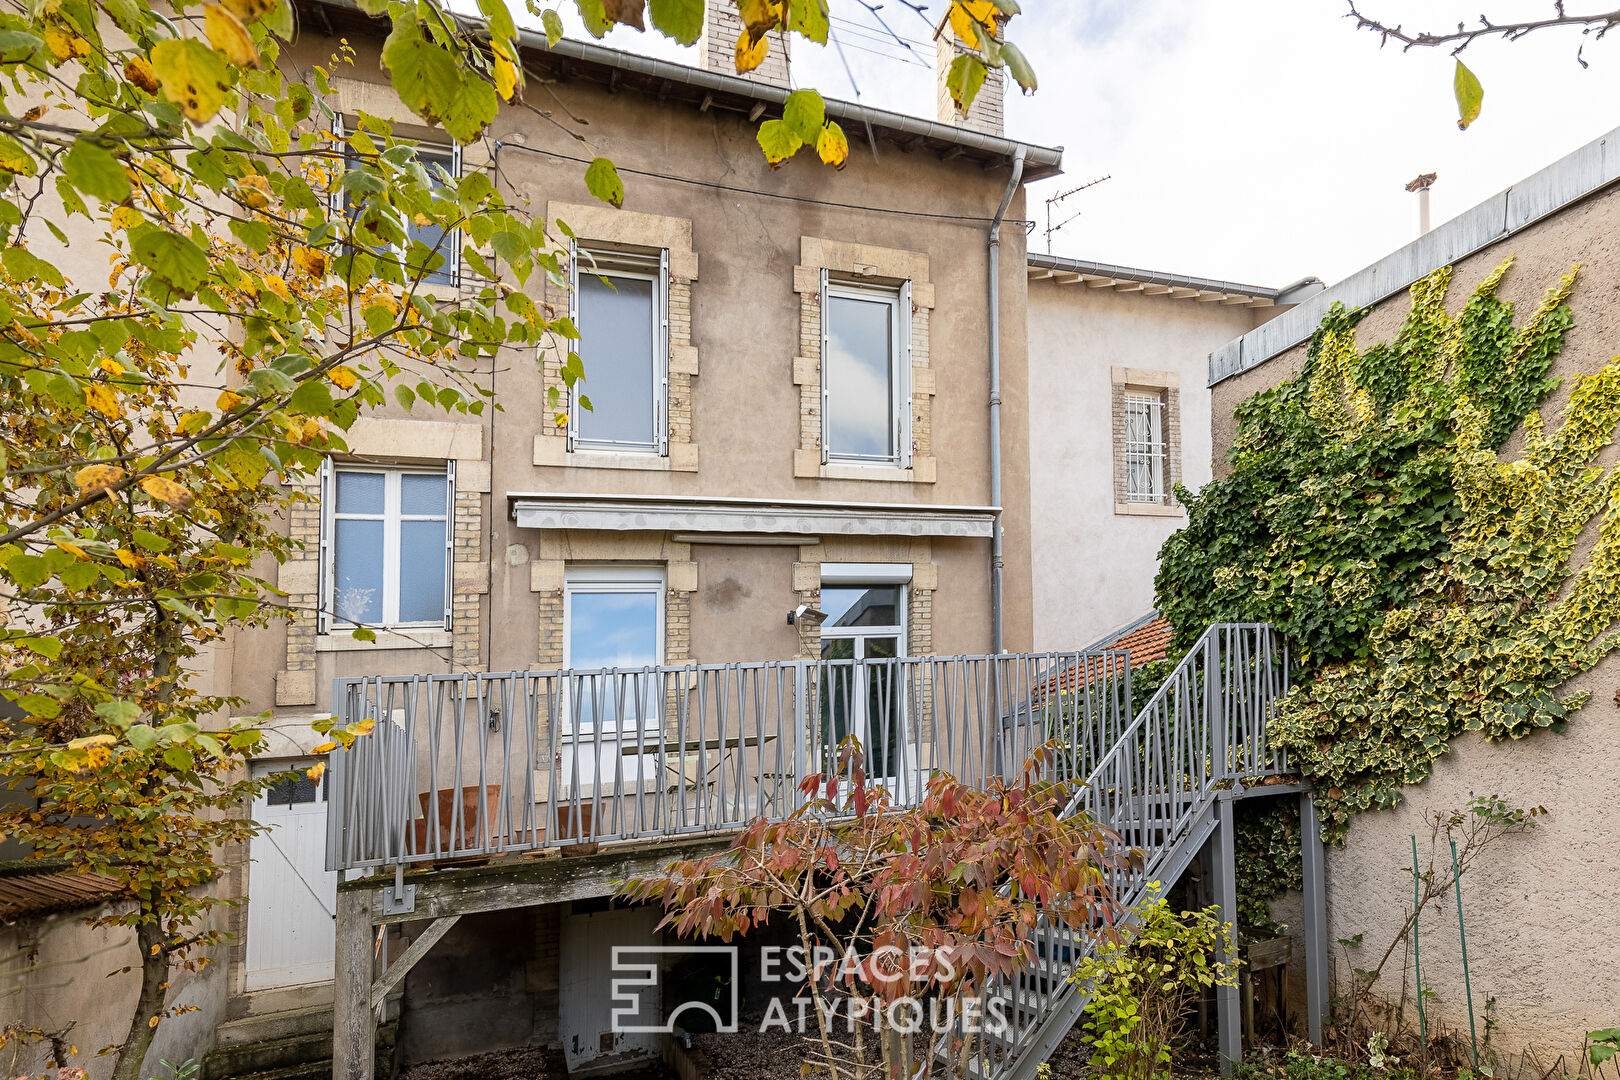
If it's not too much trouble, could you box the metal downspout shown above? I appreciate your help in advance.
[988,145,1026,654]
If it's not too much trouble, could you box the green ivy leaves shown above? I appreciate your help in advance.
[1158,261,1601,842]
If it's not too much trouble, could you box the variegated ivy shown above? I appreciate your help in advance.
[1159,260,1620,840]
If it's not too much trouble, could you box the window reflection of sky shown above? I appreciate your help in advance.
[826,294,893,459]
[568,591,658,668]
[821,586,901,628]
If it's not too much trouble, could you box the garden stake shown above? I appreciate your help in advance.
[1451,838,1479,1067]
[1411,834,1427,1056]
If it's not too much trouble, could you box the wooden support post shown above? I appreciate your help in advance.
[1214,793,1241,1075]
[334,887,377,1080]
[1301,789,1329,1047]
[371,915,461,1010]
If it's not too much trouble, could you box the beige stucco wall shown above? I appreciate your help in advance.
[1026,278,1269,649]
[0,901,227,1077]
[1210,183,1620,1063]
[227,29,1038,722]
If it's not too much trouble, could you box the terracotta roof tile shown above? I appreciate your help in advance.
[1101,616,1174,668]
[0,865,126,921]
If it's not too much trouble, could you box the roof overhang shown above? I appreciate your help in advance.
[1026,252,1285,308]
[508,492,996,539]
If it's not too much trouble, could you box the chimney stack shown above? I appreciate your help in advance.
[934,11,1004,137]
[1405,172,1437,236]
[699,0,790,88]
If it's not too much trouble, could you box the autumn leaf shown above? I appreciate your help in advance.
[124,54,160,93]
[84,383,122,418]
[583,157,624,208]
[1455,58,1484,130]
[735,28,769,74]
[74,463,126,492]
[816,122,848,170]
[217,388,244,409]
[149,38,234,123]
[204,5,260,68]
[946,54,986,113]
[311,740,338,754]
[755,119,801,167]
[139,475,194,508]
[306,761,327,782]
[327,365,358,390]
[493,44,519,102]
[110,206,143,231]
[291,246,329,278]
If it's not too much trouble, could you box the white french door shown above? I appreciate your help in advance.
[559,568,664,797]
[818,573,914,800]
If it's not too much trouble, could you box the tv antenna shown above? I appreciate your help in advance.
[1043,175,1111,253]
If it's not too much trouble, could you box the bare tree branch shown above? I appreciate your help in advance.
[1346,0,1620,59]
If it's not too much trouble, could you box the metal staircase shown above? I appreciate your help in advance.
[965,623,1304,1080]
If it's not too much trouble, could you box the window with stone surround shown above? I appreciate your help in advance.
[536,203,699,473]
[568,245,668,456]
[1111,368,1182,516]
[333,116,460,287]
[794,238,936,483]
[821,277,910,468]
[319,463,453,631]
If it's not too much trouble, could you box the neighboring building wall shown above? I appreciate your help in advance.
[0,900,227,1079]
[1209,178,1620,1063]
[1026,278,1270,649]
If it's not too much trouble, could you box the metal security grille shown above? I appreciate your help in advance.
[1123,391,1166,502]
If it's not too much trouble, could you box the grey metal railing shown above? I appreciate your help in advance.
[966,623,1290,1080]
[325,649,1132,872]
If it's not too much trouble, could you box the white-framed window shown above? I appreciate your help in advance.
[562,567,665,730]
[568,245,669,456]
[820,274,912,468]
[319,463,453,632]
[819,564,910,785]
[333,117,461,287]
[1123,391,1166,503]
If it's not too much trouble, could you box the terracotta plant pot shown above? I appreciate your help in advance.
[411,784,503,854]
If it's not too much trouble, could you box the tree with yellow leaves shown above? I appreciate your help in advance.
[0,0,1033,1076]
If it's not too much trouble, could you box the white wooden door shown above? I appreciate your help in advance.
[245,763,337,990]
[559,906,661,1074]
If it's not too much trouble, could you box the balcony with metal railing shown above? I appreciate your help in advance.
[328,624,1325,1080]
[325,649,1133,873]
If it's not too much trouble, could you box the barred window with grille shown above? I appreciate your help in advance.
[1122,391,1166,503]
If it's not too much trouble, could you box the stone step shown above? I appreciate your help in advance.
[216,1004,334,1047]
[218,1061,332,1080]
[203,1020,396,1080]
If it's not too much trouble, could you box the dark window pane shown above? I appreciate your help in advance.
[577,273,657,449]
[267,773,319,806]
[822,586,901,628]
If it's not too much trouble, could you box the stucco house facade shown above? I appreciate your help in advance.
[3,3,1071,1077]
[1024,256,1316,649]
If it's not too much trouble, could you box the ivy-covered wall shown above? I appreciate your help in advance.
[1191,186,1620,1059]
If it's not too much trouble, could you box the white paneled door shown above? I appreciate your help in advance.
[245,762,337,990]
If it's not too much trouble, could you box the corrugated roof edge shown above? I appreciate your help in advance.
[300,0,1064,181]
[1208,123,1620,388]
[1029,253,1279,301]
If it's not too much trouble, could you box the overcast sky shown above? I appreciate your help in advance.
[542,1,1620,288]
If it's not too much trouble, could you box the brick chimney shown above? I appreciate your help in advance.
[699,0,790,87]
[934,12,1004,136]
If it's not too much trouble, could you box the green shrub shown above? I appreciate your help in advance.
[1070,887,1238,1080]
